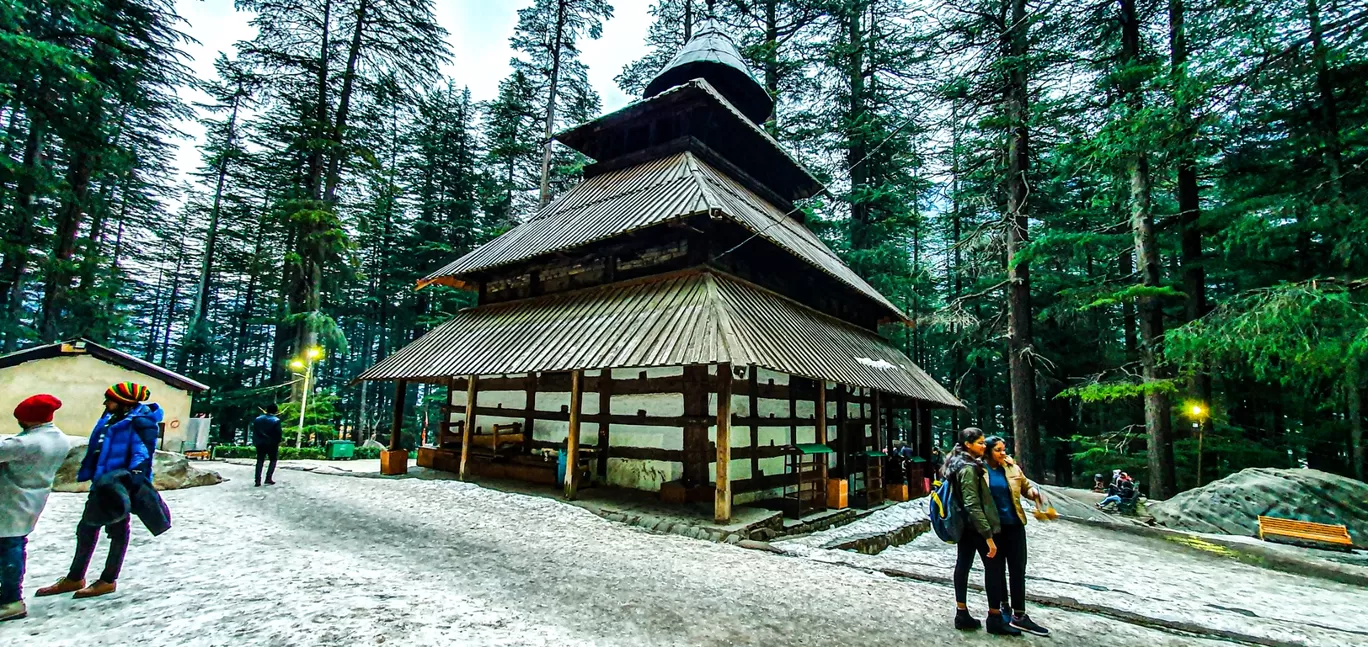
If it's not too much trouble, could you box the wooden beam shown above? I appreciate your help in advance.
[389,380,406,451]
[459,375,478,481]
[565,369,584,499]
[716,362,733,524]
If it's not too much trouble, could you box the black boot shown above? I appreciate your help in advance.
[986,612,1022,636]
[954,609,982,630]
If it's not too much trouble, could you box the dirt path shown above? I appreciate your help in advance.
[10,464,1239,646]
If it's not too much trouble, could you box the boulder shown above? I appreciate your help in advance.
[52,439,223,493]
[1150,467,1368,546]
[362,438,386,450]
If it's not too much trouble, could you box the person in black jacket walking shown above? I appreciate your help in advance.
[252,404,284,487]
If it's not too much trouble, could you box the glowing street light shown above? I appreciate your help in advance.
[1190,404,1205,418]
[291,347,325,448]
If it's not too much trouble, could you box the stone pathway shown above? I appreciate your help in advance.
[13,463,1237,647]
[777,504,1368,647]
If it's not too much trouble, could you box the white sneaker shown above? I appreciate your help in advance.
[0,600,26,622]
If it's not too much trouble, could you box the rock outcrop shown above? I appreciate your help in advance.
[52,439,223,493]
[1150,467,1368,546]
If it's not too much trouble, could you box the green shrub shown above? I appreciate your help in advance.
[352,446,382,460]
[210,445,326,460]
[211,445,255,459]
[280,447,325,460]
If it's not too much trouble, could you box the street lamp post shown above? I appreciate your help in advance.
[291,347,324,449]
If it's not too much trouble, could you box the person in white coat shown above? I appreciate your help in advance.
[0,394,71,622]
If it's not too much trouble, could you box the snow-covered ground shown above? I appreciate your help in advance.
[776,500,1368,647]
[1,464,1298,646]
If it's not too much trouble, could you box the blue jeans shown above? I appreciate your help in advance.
[1099,495,1121,507]
[0,536,25,604]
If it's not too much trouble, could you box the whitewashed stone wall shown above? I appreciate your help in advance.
[446,364,875,501]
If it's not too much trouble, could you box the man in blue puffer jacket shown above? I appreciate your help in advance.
[36,382,162,600]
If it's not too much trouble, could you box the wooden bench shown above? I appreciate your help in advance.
[184,450,210,461]
[438,421,526,455]
[1258,516,1354,552]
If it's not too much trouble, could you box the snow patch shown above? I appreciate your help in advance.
[855,357,898,370]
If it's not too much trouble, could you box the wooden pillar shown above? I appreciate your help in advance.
[597,370,612,479]
[389,380,406,451]
[565,369,584,499]
[816,380,828,480]
[379,379,410,475]
[836,384,848,476]
[682,365,710,487]
[873,391,883,451]
[919,404,933,461]
[459,375,478,481]
[523,372,538,455]
[715,363,733,523]
[748,366,760,479]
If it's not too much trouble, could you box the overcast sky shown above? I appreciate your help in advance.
[171,0,655,185]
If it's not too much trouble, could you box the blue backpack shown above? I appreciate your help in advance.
[929,473,966,543]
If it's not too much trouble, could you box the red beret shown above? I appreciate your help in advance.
[14,394,62,424]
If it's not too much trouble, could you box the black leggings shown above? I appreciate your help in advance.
[953,528,1005,609]
[995,523,1028,613]
[68,517,131,583]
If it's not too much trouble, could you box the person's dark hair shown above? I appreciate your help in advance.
[942,427,986,478]
[983,435,1006,458]
[264,403,279,415]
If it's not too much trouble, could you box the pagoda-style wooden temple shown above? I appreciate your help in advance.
[357,19,962,522]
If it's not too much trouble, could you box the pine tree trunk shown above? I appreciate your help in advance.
[538,0,569,208]
[39,144,95,342]
[1122,0,1175,499]
[1170,0,1212,460]
[324,0,369,203]
[1349,360,1364,481]
[183,97,242,372]
[846,1,869,249]
[762,0,778,133]
[0,115,45,352]
[1004,0,1041,478]
[1306,0,1346,203]
[160,211,192,365]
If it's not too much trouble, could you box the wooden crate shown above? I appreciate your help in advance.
[1258,516,1354,552]
[380,449,408,475]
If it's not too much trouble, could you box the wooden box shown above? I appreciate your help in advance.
[826,478,848,510]
[380,449,409,475]
[885,483,909,502]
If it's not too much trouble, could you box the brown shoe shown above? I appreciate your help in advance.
[35,577,85,597]
[73,580,117,598]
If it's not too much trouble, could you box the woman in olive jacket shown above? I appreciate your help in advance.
[943,427,1017,636]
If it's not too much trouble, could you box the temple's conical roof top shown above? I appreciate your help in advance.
[644,18,773,124]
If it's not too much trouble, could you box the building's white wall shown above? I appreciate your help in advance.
[605,458,679,491]
[0,354,195,440]
[439,365,881,499]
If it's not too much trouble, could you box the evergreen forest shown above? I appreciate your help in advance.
[2,0,1365,495]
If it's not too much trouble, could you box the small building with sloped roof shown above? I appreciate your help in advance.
[0,339,208,443]
[358,19,962,523]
